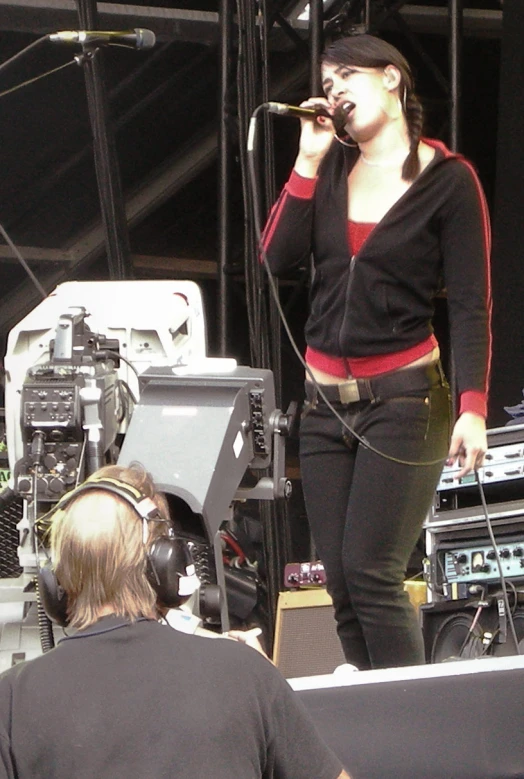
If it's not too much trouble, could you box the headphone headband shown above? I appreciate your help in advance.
[62,478,162,520]
[36,475,162,536]
[37,471,198,626]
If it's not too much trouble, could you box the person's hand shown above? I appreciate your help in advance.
[225,628,272,661]
[294,97,335,177]
[447,412,487,479]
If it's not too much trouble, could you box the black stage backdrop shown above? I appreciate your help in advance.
[489,0,524,427]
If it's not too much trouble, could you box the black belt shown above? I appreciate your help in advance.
[305,362,446,405]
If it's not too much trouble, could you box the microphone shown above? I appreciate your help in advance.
[266,101,354,132]
[266,102,331,119]
[48,29,156,50]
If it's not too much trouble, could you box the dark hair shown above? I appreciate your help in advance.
[322,35,423,181]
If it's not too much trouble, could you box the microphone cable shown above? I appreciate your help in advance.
[0,36,78,300]
[474,468,521,655]
[0,35,49,76]
[247,104,449,469]
[0,33,79,100]
[0,59,76,100]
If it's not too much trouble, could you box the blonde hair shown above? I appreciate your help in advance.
[50,464,169,629]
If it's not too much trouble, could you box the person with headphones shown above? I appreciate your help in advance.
[0,464,350,779]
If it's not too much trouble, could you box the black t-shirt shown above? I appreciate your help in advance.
[0,616,344,779]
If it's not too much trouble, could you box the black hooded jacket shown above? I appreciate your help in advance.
[262,138,491,412]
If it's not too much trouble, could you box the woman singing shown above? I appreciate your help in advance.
[262,34,491,669]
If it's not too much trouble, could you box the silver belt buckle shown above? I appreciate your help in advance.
[338,380,360,404]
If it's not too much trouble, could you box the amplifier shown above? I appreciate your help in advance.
[430,532,524,600]
[274,582,428,678]
[273,589,345,678]
[428,423,524,524]
[437,440,524,494]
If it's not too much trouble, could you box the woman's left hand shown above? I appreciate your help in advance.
[447,412,487,478]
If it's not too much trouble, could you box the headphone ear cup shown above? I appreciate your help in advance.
[147,536,196,608]
[37,563,70,627]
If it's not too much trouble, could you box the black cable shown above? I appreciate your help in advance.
[475,468,521,654]
[260,0,281,408]
[36,582,55,653]
[456,596,488,659]
[437,553,447,585]
[116,380,129,425]
[238,0,271,371]
[28,446,57,652]
[94,350,138,424]
[0,35,49,75]
[0,60,76,99]
[507,578,519,614]
[247,105,448,469]
[117,379,138,418]
[237,0,257,361]
[97,349,139,380]
[430,611,481,662]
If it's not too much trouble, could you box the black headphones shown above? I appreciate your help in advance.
[37,475,198,626]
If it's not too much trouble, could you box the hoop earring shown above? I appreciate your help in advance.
[334,133,357,148]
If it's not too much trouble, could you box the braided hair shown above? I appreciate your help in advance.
[322,35,423,182]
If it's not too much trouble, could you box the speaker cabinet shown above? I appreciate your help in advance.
[273,582,427,678]
[273,589,345,678]
[421,598,524,663]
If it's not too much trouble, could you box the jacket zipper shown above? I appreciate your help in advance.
[338,254,356,354]
[335,145,445,355]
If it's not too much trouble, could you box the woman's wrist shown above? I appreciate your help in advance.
[294,153,323,178]
[459,390,487,419]
[286,170,317,199]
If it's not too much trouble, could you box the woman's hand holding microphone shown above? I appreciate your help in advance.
[294,98,339,178]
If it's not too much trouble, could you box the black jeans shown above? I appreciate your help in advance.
[299,363,451,670]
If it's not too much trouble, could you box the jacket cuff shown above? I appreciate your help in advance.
[285,170,318,199]
[459,390,487,419]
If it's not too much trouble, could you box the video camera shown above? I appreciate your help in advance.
[1,280,291,637]
[15,306,121,503]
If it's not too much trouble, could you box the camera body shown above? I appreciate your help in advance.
[15,308,120,502]
[5,280,206,477]
[2,279,289,635]
[4,280,206,568]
